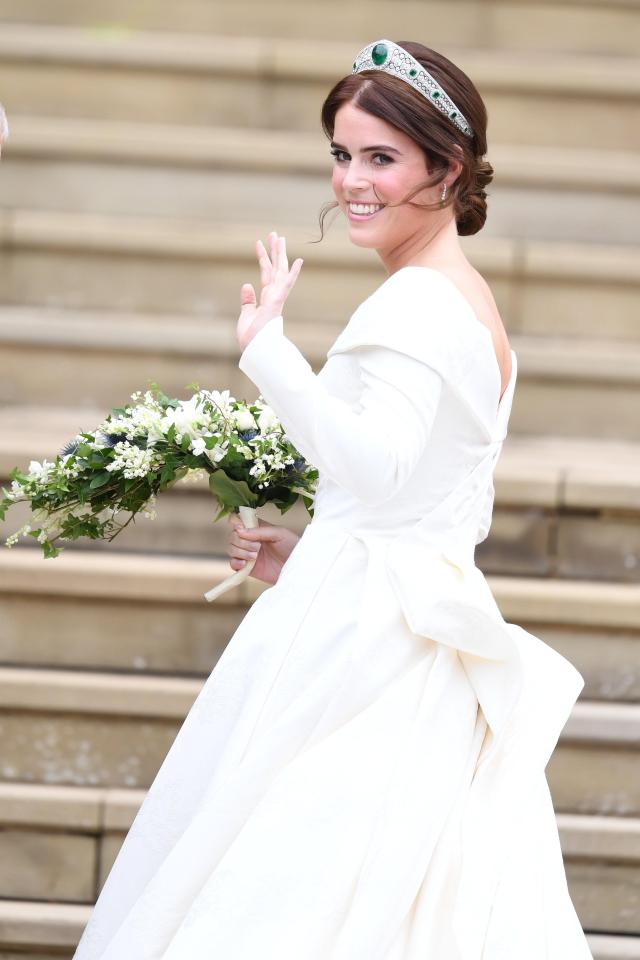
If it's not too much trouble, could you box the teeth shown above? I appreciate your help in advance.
[349,203,383,215]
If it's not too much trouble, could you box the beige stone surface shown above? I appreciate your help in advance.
[567,861,640,934]
[0,593,241,673]
[558,515,640,582]
[0,829,95,901]
[548,743,640,816]
[0,712,179,788]
[0,899,90,948]
[0,782,102,829]
[0,0,638,57]
[0,26,638,147]
[542,627,640,702]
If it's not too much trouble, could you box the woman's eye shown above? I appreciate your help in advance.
[329,149,393,166]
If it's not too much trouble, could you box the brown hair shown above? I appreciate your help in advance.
[315,41,493,240]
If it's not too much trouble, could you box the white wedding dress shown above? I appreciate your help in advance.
[72,266,593,959]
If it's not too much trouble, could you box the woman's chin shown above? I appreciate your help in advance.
[346,227,381,249]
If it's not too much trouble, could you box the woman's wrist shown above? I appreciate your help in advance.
[237,309,284,353]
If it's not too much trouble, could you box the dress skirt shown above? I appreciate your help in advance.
[72,520,591,960]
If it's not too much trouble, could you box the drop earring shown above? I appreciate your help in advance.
[440,183,447,207]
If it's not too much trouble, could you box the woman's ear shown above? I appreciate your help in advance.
[446,145,464,186]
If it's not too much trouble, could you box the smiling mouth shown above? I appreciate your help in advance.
[347,201,385,220]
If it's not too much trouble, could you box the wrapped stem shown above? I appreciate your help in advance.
[204,505,259,603]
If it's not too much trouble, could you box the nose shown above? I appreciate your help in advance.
[341,158,371,194]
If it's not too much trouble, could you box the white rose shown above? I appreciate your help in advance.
[233,409,257,431]
[257,405,279,432]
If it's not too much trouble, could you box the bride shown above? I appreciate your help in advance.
[73,39,593,959]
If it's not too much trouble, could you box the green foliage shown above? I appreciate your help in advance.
[2,384,318,557]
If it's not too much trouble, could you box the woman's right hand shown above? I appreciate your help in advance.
[226,513,300,585]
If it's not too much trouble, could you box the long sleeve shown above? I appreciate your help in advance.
[238,317,444,507]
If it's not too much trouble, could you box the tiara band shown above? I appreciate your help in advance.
[351,39,473,139]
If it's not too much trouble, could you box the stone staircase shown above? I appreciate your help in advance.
[0,5,639,958]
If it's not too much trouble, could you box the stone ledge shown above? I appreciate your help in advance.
[1,308,638,386]
[5,115,640,193]
[3,411,640,509]
[2,209,639,284]
[1,24,638,98]
[0,665,203,718]
[3,781,640,856]
[1,663,637,745]
[2,547,639,626]
[0,899,90,949]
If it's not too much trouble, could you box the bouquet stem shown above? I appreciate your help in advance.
[204,505,259,603]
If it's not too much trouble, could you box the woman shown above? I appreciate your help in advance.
[73,40,592,959]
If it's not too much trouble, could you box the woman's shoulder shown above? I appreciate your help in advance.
[327,264,493,379]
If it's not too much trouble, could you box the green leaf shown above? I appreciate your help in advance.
[208,470,257,510]
[88,471,112,489]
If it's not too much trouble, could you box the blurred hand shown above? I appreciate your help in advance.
[226,512,300,585]
[237,231,303,352]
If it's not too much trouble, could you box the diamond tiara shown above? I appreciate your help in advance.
[351,39,473,139]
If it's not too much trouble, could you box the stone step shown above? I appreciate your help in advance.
[0,656,638,811]
[0,549,638,700]
[0,26,638,149]
[1,0,639,57]
[0,305,639,439]
[0,783,639,935]
[0,210,638,341]
[1,405,640,578]
[0,904,637,959]
[3,116,639,246]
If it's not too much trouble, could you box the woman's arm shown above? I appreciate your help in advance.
[239,318,443,506]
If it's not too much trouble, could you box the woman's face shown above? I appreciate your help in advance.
[331,100,448,257]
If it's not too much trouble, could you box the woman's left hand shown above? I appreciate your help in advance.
[237,231,304,352]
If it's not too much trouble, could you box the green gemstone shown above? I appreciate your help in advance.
[371,43,388,66]
[450,110,457,118]
[409,67,417,77]
[430,90,440,99]
[353,61,357,71]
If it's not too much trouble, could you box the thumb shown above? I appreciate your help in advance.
[240,283,256,307]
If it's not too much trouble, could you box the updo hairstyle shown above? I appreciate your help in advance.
[317,41,493,238]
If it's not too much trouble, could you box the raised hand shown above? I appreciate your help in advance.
[226,512,300,586]
[236,231,304,351]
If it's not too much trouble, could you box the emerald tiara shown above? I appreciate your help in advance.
[351,39,473,139]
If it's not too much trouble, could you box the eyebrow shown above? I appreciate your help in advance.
[330,141,402,155]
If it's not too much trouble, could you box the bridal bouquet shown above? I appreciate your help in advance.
[1,385,318,601]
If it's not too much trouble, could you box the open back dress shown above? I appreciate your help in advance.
[72,265,593,959]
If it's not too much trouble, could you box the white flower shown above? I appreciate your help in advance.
[256,405,279,432]
[190,436,207,457]
[105,441,162,479]
[160,397,208,441]
[233,409,257,431]
[201,389,233,413]
[205,441,229,464]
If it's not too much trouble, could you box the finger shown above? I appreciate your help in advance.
[256,239,272,286]
[229,542,260,560]
[277,235,288,274]
[239,527,277,543]
[240,282,256,307]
